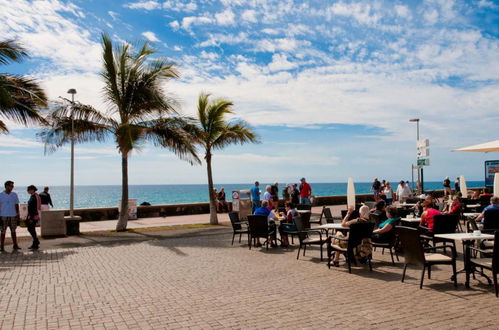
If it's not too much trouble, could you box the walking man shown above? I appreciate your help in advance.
[299,178,312,205]
[39,186,54,210]
[0,181,21,251]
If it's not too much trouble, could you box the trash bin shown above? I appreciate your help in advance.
[232,190,252,221]
[40,210,66,237]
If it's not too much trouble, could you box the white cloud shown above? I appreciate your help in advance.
[108,11,119,21]
[267,54,298,72]
[181,16,213,30]
[241,9,258,23]
[163,1,197,12]
[424,8,439,25]
[0,0,101,72]
[142,31,160,42]
[124,1,161,10]
[0,135,42,148]
[215,9,236,26]
[169,20,180,30]
[200,51,219,60]
[328,2,381,25]
[394,5,411,19]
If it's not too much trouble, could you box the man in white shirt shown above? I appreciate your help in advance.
[396,180,412,204]
[0,180,21,251]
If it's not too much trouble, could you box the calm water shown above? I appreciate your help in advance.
[13,181,485,209]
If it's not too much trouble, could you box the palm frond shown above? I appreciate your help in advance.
[141,117,201,165]
[0,119,8,133]
[0,74,47,126]
[0,40,28,65]
[211,121,260,150]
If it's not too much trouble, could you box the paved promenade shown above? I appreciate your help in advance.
[1,221,498,329]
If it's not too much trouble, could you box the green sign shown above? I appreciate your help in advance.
[417,158,430,166]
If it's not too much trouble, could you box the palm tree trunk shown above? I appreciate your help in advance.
[116,154,129,231]
[206,152,218,225]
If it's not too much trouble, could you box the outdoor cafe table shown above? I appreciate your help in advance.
[400,217,421,228]
[318,223,350,235]
[463,212,480,219]
[434,232,494,287]
[397,203,417,208]
[465,204,481,210]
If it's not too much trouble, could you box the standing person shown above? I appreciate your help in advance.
[217,187,228,213]
[299,178,312,205]
[382,182,394,205]
[371,178,381,201]
[270,182,279,210]
[39,186,53,211]
[291,184,300,205]
[443,176,452,197]
[454,177,460,193]
[282,184,291,202]
[26,185,41,250]
[250,181,261,213]
[263,185,273,209]
[0,181,21,251]
[396,180,412,204]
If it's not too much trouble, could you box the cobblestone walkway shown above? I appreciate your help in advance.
[0,228,497,329]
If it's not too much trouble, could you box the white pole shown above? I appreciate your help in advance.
[459,175,468,198]
[494,173,499,197]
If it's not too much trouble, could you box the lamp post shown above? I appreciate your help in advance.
[409,118,423,194]
[67,89,77,218]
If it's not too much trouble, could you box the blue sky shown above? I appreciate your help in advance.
[1,0,499,186]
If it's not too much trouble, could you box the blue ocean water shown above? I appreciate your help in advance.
[14,181,485,209]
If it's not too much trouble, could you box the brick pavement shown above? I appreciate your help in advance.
[0,226,498,329]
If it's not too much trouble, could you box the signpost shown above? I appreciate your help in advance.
[416,138,430,192]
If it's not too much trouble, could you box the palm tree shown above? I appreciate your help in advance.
[40,34,199,231]
[0,40,47,133]
[192,93,259,225]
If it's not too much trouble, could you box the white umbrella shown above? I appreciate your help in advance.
[347,177,355,208]
[460,175,468,197]
[453,140,499,153]
[494,173,499,197]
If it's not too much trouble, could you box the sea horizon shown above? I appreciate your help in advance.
[13,181,486,210]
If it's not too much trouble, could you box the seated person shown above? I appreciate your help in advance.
[444,195,462,215]
[471,190,480,200]
[370,200,387,225]
[479,188,492,198]
[476,196,499,223]
[372,205,399,243]
[419,200,442,236]
[253,200,277,247]
[278,202,298,247]
[329,204,370,267]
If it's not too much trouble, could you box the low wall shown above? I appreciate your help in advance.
[58,188,481,222]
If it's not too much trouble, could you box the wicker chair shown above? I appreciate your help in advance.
[247,215,276,250]
[228,212,249,246]
[398,226,457,289]
[467,231,499,297]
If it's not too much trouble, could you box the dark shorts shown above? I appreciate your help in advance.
[1,216,18,231]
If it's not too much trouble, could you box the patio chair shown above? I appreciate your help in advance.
[466,231,499,297]
[323,207,337,224]
[229,212,249,246]
[420,214,459,252]
[327,222,375,273]
[289,216,328,261]
[372,218,400,264]
[247,215,276,250]
[310,206,325,225]
[397,226,457,289]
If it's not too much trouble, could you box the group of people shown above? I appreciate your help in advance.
[371,178,413,204]
[250,178,312,214]
[212,187,228,213]
[0,181,54,252]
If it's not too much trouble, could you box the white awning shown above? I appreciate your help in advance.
[453,140,499,153]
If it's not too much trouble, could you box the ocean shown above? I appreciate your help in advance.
[14,181,485,209]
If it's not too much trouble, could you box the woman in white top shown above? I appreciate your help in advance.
[383,182,394,205]
[263,185,272,207]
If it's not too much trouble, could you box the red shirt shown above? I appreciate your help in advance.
[424,208,441,232]
[299,183,311,198]
[448,201,462,215]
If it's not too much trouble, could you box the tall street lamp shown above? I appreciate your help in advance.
[409,118,422,193]
[67,89,77,219]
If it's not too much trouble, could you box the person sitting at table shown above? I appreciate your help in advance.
[476,196,499,224]
[480,188,493,198]
[370,200,387,226]
[471,190,480,200]
[444,194,463,215]
[329,204,371,267]
[253,200,277,247]
[278,202,298,247]
[372,205,399,244]
[419,200,442,236]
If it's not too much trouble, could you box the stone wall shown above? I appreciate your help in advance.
[59,188,480,221]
